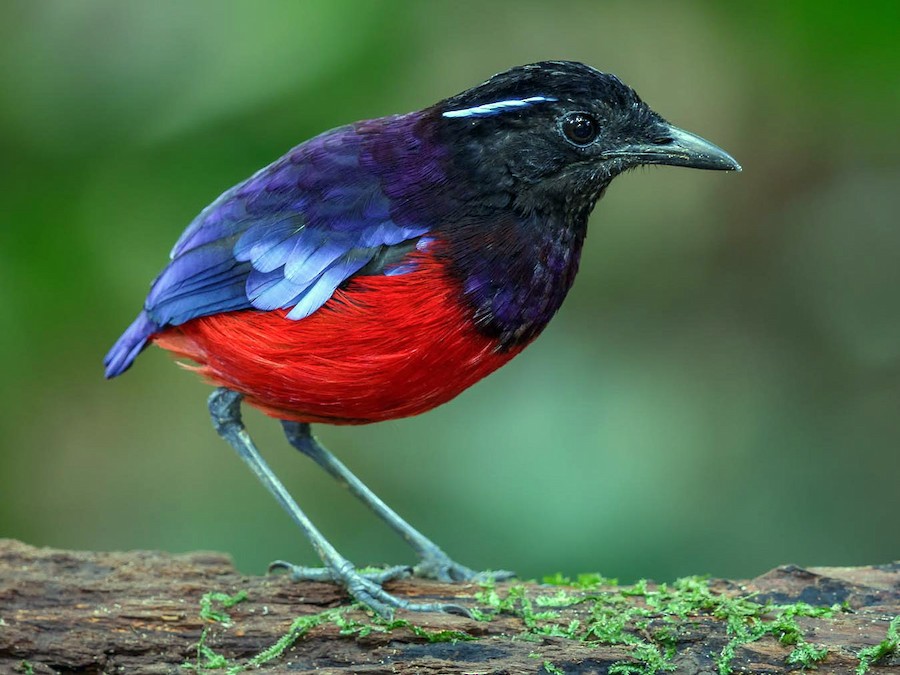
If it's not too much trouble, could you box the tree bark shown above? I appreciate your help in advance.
[0,539,897,674]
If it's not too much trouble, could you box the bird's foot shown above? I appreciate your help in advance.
[268,560,471,619]
[269,560,413,584]
[412,547,516,583]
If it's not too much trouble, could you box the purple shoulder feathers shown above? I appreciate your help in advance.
[104,115,439,378]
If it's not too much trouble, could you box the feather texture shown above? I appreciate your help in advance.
[104,116,435,377]
[153,249,524,423]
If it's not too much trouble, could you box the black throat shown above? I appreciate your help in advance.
[438,193,594,350]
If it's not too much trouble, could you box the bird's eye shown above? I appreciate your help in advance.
[561,113,598,146]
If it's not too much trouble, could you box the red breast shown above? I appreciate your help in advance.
[153,251,525,424]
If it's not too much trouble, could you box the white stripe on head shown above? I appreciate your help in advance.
[442,96,557,118]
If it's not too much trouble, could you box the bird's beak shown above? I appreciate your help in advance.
[605,124,742,172]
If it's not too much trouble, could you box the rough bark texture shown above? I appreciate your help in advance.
[0,539,897,674]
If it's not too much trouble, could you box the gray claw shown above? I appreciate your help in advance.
[268,560,467,619]
[414,553,516,584]
[471,569,516,583]
[269,561,412,584]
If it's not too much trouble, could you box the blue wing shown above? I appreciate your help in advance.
[104,122,431,377]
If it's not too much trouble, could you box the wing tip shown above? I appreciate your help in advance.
[104,312,160,378]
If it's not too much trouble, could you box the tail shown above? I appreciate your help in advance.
[104,311,161,378]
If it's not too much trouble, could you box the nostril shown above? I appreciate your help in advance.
[652,136,674,145]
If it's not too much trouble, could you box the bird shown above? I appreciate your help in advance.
[105,61,740,618]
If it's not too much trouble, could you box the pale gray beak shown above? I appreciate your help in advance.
[606,124,742,172]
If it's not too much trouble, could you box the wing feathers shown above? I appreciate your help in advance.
[107,118,434,376]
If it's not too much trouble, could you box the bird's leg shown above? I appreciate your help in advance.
[207,387,468,618]
[281,420,514,583]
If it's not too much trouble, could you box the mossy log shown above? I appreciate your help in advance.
[0,539,897,674]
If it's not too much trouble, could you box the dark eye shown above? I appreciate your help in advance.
[561,112,598,146]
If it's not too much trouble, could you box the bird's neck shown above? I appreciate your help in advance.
[441,208,589,349]
[360,112,593,348]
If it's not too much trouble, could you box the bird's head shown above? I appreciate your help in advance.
[435,61,740,220]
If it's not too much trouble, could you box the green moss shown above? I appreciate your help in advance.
[18,662,34,675]
[185,590,251,672]
[608,642,677,675]
[338,614,473,643]
[856,614,899,675]
[542,659,566,675]
[183,588,473,673]
[787,641,829,669]
[241,609,341,672]
[475,581,561,629]
[482,574,849,675]
[543,572,618,588]
[198,590,248,626]
[535,588,584,608]
[182,574,852,675]
[714,600,842,674]
[478,577,674,673]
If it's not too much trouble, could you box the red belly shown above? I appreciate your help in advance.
[153,255,524,424]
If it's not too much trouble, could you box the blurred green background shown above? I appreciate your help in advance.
[1,1,898,584]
